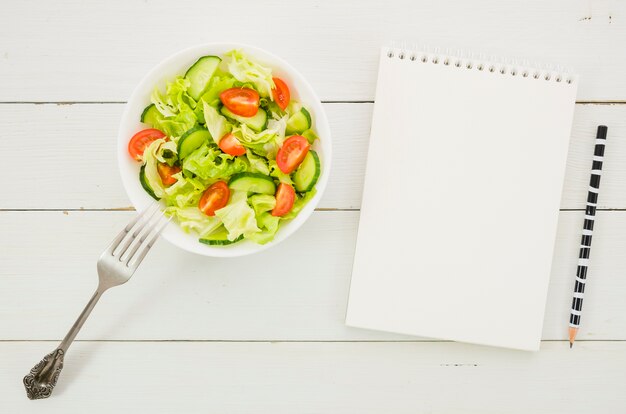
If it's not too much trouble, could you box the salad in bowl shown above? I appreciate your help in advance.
[118,45,330,257]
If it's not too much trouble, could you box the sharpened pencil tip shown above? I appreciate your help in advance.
[568,327,578,348]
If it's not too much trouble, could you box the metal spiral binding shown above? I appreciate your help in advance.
[384,43,576,85]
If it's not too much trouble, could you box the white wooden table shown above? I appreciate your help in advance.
[2,1,626,412]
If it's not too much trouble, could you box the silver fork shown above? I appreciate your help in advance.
[23,203,170,400]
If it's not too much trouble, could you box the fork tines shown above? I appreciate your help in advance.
[106,203,171,269]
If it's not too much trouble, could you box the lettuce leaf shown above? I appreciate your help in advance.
[155,109,197,138]
[150,76,198,137]
[214,194,260,241]
[224,49,275,98]
[246,212,280,245]
[245,194,280,244]
[203,101,232,144]
[165,206,222,237]
[182,143,247,180]
[268,160,293,185]
[142,139,167,198]
[245,150,270,175]
[199,74,237,107]
[232,123,276,145]
[162,172,204,208]
[162,174,223,237]
[155,140,178,165]
[232,115,287,159]
[248,194,276,215]
[282,188,317,220]
[151,76,195,117]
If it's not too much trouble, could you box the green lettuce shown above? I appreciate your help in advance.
[162,173,223,237]
[248,194,276,215]
[162,173,204,208]
[214,193,260,241]
[224,49,275,98]
[165,206,222,237]
[245,150,270,175]
[182,143,247,180]
[268,160,293,185]
[282,188,317,220]
[155,140,178,166]
[203,101,232,144]
[246,195,280,244]
[154,109,197,138]
[247,212,280,245]
[199,74,237,107]
[233,116,287,159]
[142,139,167,198]
[150,76,198,137]
[233,123,276,145]
[151,76,195,117]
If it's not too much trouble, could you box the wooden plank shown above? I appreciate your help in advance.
[1,210,624,341]
[0,1,625,102]
[2,103,625,210]
[3,341,626,413]
[0,102,371,210]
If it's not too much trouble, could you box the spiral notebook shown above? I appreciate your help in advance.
[346,47,578,351]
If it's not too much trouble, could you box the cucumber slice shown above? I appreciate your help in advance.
[184,56,221,100]
[140,103,163,127]
[140,165,159,200]
[220,106,268,132]
[199,227,244,246]
[301,129,318,144]
[286,107,312,134]
[229,172,276,194]
[177,126,211,160]
[293,150,321,192]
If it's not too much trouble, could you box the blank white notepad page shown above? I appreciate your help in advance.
[346,48,578,351]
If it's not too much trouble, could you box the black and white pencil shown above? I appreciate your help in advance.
[569,125,608,348]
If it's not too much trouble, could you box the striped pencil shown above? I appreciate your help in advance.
[569,125,608,348]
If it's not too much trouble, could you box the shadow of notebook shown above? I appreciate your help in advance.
[346,47,578,351]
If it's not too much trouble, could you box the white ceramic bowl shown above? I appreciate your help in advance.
[117,43,331,257]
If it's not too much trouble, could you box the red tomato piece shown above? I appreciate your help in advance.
[271,183,296,217]
[128,128,166,161]
[276,135,310,174]
[157,163,181,186]
[271,77,291,111]
[219,87,260,117]
[199,181,230,216]
[218,133,246,156]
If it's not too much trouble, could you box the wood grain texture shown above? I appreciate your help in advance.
[1,210,625,341]
[0,0,625,102]
[3,341,625,413]
[2,103,625,210]
[2,1,625,410]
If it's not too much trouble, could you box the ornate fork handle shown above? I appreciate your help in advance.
[23,290,103,400]
[23,348,65,400]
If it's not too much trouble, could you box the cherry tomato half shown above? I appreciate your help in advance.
[199,181,230,216]
[218,133,246,156]
[276,135,310,174]
[271,77,290,111]
[157,163,181,186]
[128,128,166,161]
[272,183,296,217]
[219,87,260,117]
